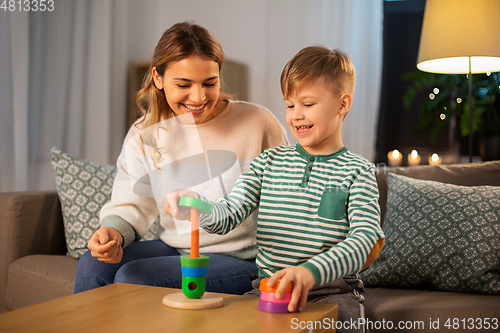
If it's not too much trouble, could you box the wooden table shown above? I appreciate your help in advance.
[0,283,338,332]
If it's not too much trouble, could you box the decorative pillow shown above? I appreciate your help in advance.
[360,172,500,296]
[51,147,156,259]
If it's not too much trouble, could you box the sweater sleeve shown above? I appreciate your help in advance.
[199,151,267,235]
[301,165,385,287]
[99,129,159,248]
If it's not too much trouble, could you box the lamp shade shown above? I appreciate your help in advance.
[417,0,500,74]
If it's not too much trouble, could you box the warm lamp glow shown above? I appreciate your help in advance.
[417,0,500,74]
[417,0,500,163]
[417,57,500,74]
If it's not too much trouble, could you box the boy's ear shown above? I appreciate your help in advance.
[338,94,353,116]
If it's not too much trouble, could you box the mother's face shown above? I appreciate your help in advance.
[153,56,222,125]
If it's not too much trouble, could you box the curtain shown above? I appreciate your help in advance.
[0,0,127,191]
[264,0,383,161]
[0,0,382,192]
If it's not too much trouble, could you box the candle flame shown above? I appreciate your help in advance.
[411,150,418,159]
[431,153,439,162]
[392,150,400,159]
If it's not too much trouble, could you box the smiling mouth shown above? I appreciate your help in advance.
[183,103,207,112]
[295,125,313,136]
[296,125,313,130]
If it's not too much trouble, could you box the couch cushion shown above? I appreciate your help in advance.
[361,173,500,296]
[5,255,78,310]
[0,191,66,313]
[364,287,500,332]
[51,148,157,259]
[376,160,500,224]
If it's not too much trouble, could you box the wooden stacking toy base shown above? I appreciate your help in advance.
[162,292,224,310]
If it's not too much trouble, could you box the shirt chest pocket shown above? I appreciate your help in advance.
[317,186,348,220]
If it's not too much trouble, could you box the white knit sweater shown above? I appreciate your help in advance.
[99,100,288,259]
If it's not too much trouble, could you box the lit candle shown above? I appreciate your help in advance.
[428,153,442,166]
[388,150,402,166]
[407,150,421,166]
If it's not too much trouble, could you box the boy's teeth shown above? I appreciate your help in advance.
[185,104,205,111]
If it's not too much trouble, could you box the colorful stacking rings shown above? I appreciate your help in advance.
[180,255,210,299]
[258,278,295,313]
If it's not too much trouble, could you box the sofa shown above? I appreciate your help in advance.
[1,158,499,333]
[363,161,500,332]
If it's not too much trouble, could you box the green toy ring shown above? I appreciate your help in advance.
[182,276,206,299]
[179,196,213,214]
[180,255,210,268]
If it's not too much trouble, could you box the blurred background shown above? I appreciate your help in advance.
[3,0,494,192]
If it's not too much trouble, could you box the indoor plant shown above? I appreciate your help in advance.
[402,71,500,160]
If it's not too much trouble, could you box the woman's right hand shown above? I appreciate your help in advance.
[88,227,124,263]
[164,189,198,220]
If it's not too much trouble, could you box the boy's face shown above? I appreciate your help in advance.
[284,77,351,155]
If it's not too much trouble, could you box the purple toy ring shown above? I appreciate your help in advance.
[258,299,295,313]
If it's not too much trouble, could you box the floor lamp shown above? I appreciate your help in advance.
[416,0,500,163]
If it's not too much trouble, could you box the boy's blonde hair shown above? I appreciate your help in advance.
[280,46,356,100]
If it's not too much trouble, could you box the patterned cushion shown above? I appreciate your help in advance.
[51,147,156,259]
[360,173,500,296]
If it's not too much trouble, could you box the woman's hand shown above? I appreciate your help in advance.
[87,227,124,263]
[164,189,198,220]
[267,266,316,312]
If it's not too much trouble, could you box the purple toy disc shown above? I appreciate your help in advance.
[258,299,295,313]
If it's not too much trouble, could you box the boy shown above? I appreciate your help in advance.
[166,46,385,332]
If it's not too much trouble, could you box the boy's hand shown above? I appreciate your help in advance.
[164,189,198,220]
[88,227,123,263]
[268,266,316,312]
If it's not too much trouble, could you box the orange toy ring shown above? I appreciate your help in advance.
[259,278,293,293]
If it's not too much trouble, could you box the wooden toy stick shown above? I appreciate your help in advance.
[191,208,200,258]
[178,196,213,260]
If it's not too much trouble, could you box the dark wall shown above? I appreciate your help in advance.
[376,0,451,164]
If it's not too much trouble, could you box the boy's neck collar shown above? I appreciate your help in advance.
[295,143,347,161]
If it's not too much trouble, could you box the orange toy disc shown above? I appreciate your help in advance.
[259,278,293,293]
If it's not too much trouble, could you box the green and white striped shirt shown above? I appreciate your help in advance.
[200,144,384,287]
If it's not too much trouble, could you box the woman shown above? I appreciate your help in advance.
[74,22,287,294]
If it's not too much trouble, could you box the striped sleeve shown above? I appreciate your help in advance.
[199,151,267,234]
[301,165,384,287]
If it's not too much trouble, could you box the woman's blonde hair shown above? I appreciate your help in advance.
[280,46,356,100]
[135,22,230,166]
